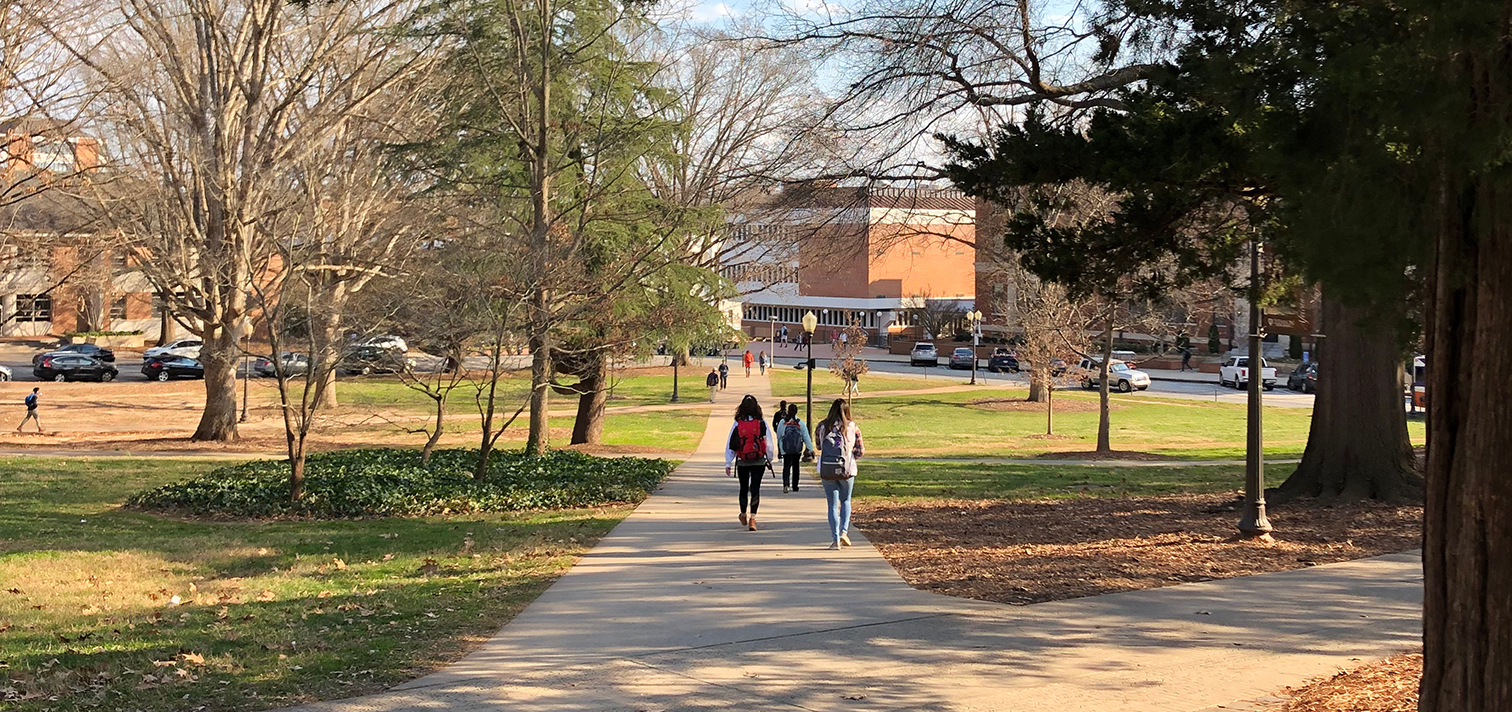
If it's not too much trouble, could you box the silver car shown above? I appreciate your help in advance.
[910,342,939,367]
[1079,358,1151,393]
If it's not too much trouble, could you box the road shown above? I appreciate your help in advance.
[769,352,1320,408]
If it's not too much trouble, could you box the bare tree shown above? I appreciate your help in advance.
[1009,266,1088,432]
[827,317,870,402]
[69,0,426,441]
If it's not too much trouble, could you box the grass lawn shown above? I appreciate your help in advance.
[847,389,1426,460]
[0,457,630,711]
[768,367,992,400]
[855,459,1299,501]
[327,369,697,414]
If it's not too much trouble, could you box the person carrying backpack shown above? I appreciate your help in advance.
[718,361,729,390]
[725,395,776,531]
[705,368,719,402]
[15,387,40,433]
[814,398,865,550]
[772,400,789,432]
[779,403,815,493]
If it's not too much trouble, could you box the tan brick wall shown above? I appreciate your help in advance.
[866,222,976,299]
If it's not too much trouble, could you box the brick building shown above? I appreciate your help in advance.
[0,118,169,340]
[722,184,976,342]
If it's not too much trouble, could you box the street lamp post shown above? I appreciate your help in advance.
[1237,239,1273,538]
[967,310,982,385]
[238,317,253,423]
[802,311,818,430]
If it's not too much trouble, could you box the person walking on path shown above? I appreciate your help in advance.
[772,400,789,432]
[742,349,754,377]
[725,395,776,531]
[718,361,729,390]
[779,325,788,346]
[1180,347,1194,372]
[706,368,719,402]
[779,403,815,493]
[814,398,864,549]
[758,351,768,375]
[16,387,41,432]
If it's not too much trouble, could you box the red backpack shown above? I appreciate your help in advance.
[730,418,768,464]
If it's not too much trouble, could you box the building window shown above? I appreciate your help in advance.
[16,294,51,322]
[109,296,127,320]
[31,138,75,174]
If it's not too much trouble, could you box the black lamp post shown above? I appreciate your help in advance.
[967,309,982,385]
[1238,239,1273,538]
[802,310,818,429]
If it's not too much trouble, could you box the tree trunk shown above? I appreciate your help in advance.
[192,323,240,441]
[1096,319,1113,453]
[1276,297,1421,502]
[421,393,445,465]
[570,355,608,445]
[1045,378,1054,435]
[1028,372,1046,402]
[525,326,551,456]
[1419,136,1512,710]
[289,451,306,502]
[314,308,342,408]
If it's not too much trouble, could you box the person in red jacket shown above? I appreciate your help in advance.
[742,349,754,377]
[725,395,776,531]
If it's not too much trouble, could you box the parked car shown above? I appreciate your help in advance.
[254,352,310,378]
[948,347,976,370]
[142,355,204,381]
[0,364,11,381]
[33,354,117,382]
[910,342,939,367]
[987,348,1020,373]
[144,338,203,360]
[339,346,414,375]
[32,343,115,365]
[1287,362,1318,393]
[355,334,407,353]
[1219,355,1278,390]
[1079,357,1151,393]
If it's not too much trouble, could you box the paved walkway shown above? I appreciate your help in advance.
[283,372,1422,712]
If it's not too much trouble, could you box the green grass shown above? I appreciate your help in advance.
[855,460,1298,500]
[768,367,988,399]
[0,457,629,711]
[328,370,696,413]
[845,389,1425,460]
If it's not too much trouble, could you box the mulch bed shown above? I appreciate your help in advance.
[1268,652,1421,712]
[854,494,1421,604]
[969,397,1110,413]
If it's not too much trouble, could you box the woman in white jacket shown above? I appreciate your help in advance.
[725,395,777,531]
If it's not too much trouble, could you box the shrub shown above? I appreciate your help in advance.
[127,448,676,518]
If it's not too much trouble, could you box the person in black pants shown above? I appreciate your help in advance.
[725,395,776,531]
[778,403,814,493]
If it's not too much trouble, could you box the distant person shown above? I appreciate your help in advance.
[725,395,776,531]
[706,368,719,402]
[15,387,40,433]
[815,398,865,550]
[838,331,848,347]
[758,351,768,375]
[772,400,789,432]
[780,403,815,493]
[742,349,754,377]
[1181,347,1194,372]
[780,325,789,346]
[718,361,729,390]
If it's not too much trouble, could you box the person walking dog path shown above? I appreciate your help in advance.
[280,366,1423,712]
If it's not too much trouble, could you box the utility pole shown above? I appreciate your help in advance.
[1238,239,1273,538]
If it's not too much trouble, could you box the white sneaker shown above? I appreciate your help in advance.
[840,533,852,547]
[828,542,840,550]
[783,486,790,493]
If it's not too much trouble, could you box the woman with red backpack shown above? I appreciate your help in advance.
[814,398,865,550]
[725,395,777,531]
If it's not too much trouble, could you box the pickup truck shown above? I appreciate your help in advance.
[1219,356,1277,390]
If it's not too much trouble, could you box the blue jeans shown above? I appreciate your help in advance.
[823,477,853,543]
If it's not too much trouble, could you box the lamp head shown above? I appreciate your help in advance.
[802,311,817,333]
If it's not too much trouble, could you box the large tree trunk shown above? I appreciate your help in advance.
[1419,141,1512,710]
[313,308,342,408]
[1276,297,1420,502]
[1095,319,1113,453]
[570,355,608,445]
[525,324,551,456]
[1028,372,1046,402]
[192,324,240,441]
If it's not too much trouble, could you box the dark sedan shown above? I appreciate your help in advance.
[1287,362,1318,393]
[948,347,977,370]
[33,354,118,382]
[142,355,204,381]
[987,348,1020,373]
[32,342,115,365]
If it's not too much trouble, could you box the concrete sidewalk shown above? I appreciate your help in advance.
[283,372,1421,712]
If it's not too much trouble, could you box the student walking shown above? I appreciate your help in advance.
[1180,347,1194,372]
[758,351,768,375]
[772,400,789,432]
[814,398,865,549]
[15,387,40,432]
[718,361,729,389]
[779,403,815,493]
[780,325,789,346]
[706,368,719,402]
[725,395,776,531]
[742,349,754,377]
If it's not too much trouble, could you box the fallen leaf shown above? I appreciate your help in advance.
[256,590,276,602]
[332,558,347,571]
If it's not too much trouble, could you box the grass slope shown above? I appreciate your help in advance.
[0,457,630,711]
